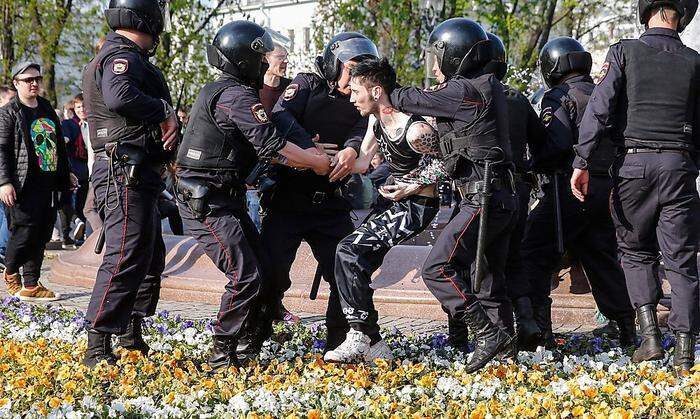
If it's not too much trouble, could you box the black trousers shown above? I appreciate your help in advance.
[5,186,58,286]
[85,159,164,334]
[504,180,532,301]
[422,189,517,324]
[260,206,355,337]
[611,152,700,333]
[179,192,266,337]
[336,195,439,338]
[517,175,634,322]
[159,198,184,235]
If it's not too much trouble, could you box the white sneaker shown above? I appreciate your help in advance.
[72,221,86,241]
[323,330,371,363]
[366,339,394,362]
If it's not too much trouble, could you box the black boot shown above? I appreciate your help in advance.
[83,329,117,368]
[117,316,149,356]
[207,335,239,372]
[672,332,696,375]
[632,304,664,363]
[447,315,470,354]
[513,297,542,351]
[463,302,514,373]
[236,320,273,365]
[532,302,555,349]
[615,317,637,349]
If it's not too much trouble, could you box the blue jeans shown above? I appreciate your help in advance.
[246,190,261,232]
[0,203,9,255]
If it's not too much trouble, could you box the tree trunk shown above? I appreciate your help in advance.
[1,0,14,84]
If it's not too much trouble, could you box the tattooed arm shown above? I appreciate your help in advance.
[401,121,449,184]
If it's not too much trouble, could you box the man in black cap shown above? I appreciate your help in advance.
[81,0,178,367]
[0,62,72,301]
[571,0,699,374]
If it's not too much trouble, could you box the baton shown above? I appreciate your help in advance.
[473,159,493,294]
[94,227,105,254]
[309,265,323,300]
[552,173,565,255]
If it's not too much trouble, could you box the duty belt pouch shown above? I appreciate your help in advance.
[176,178,210,220]
[106,142,146,187]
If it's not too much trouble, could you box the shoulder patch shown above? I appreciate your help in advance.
[283,83,299,101]
[112,59,129,75]
[424,82,447,92]
[595,62,610,85]
[251,103,270,124]
[541,107,554,127]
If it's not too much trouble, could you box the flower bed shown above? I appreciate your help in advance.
[0,298,698,418]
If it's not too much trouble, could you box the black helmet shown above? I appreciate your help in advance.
[483,32,507,81]
[105,0,170,36]
[428,18,491,79]
[638,0,697,32]
[206,21,274,88]
[315,32,379,82]
[538,37,592,88]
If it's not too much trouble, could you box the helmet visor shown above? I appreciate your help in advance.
[252,31,275,55]
[332,37,379,63]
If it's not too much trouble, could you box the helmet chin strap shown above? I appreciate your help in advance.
[147,35,160,57]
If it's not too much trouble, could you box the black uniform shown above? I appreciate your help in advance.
[335,116,440,341]
[516,75,634,326]
[82,31,171,334]
[502,84,546,304]
[261,72,367,347]
[176,75,286,337]
[573,28,700,334]
[390,74,516,328]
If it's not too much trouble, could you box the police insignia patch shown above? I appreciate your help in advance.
[251,103,269,123]
[541,107,554,127]
[112,59,129,75]
[595,62,610,85]
[283,84,299,101]
[423,82,446,92]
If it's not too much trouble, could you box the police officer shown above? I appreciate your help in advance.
[390,18,515,372]
[81,0,178,367]
[175,21,330,370]
[261,32,378,351]
[571,0,699,374]
[515,37,636,349]
[484,32,546,350]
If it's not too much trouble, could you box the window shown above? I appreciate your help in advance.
[303,27,311,52]
[287,29,295,52]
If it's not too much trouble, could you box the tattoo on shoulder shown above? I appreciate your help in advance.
[408,129,440,155]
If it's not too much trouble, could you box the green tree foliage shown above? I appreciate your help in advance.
[314,0,636,91]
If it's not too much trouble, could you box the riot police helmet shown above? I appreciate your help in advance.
[105,0,171,36]
[483,32,507,81]
[538,37,592,88]
[428,18,492,79]
[315,32,379,82]
[638,0,698,32]
[206,21,274,88]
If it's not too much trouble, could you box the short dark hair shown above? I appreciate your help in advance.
[350,57,397,94]
[73,93,84,102]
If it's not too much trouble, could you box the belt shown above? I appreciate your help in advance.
[456,178,504,196]
[625,147,690,155]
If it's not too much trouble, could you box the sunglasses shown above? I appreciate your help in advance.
[16,76,43,85]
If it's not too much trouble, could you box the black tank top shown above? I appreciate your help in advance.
[373,114,425,177]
